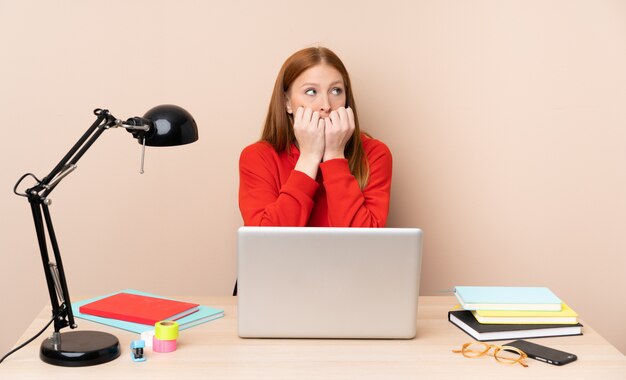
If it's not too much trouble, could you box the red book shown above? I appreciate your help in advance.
[79,292,199,325]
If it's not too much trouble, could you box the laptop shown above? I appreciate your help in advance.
[237,227,423,339]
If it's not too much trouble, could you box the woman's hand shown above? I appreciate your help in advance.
[323,107,355,161]
[293,107,325,179]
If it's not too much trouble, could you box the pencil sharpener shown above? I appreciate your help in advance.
[130,340,146,362]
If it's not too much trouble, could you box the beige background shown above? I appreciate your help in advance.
[1,0,624,357]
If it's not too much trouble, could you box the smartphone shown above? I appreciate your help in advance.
[504,340,577,366]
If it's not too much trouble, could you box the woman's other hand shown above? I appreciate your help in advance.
[323,107,355,161]
[293,106,325,178]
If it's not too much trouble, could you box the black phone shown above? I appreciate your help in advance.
[504,340,577,366]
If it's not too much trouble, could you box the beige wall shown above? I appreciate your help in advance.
[1,0,624,356]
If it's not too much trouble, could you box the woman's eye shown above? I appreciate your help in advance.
[331,87,343,95]
[305,89,317,96]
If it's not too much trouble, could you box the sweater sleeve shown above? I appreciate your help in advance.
[239,143,319,226]
[319,140,392,227]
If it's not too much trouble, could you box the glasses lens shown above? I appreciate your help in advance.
[495,347,522,364]
[462,342,490,358]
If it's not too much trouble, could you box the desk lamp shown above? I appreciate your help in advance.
[12,105,198,366]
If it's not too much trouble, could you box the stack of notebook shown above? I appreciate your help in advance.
[73,289,224,334]
[448,286,583,341]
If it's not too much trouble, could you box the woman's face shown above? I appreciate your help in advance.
[285,63,346,119]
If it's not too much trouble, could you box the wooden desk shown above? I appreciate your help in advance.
[1,296,624,379]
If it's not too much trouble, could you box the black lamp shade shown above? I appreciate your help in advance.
[142,104,198,146]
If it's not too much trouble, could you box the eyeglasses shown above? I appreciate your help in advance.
[452,341,528,367]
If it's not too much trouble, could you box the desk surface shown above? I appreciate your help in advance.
[1,296,625,379]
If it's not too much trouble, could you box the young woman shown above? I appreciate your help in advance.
[239,47,392,227]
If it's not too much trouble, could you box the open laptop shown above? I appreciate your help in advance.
[237,227,423,339]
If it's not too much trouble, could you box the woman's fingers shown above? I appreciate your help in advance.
[330,110,341,130]
[311,111,320,129]
[326,107,353,132]
[346,107,355,130]
[293,107,325,163]
[322,107,355,161]
[302,107,313,126]
[336,108,348,129]
[318,118,325,129]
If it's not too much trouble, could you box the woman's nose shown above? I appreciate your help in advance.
[319,95,331,115]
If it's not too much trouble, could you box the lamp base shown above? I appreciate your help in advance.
[40,330,120,367]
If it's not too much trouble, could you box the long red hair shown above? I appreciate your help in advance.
[261,47,370,189]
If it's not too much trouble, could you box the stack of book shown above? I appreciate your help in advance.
[73,289,224,334]
[448,286,583,341]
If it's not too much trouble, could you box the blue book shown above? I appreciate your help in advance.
[71,289,224,334]
[454,286,562,311]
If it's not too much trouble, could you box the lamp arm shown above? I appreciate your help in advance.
[37,110,113,192]
[20,109,120,334]
[28,198,74,333]
[35,109,151,197]
[40,125,109,198]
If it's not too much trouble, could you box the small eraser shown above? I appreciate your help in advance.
[140,330,155,347]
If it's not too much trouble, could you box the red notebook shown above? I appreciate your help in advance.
[79,292,199,325]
